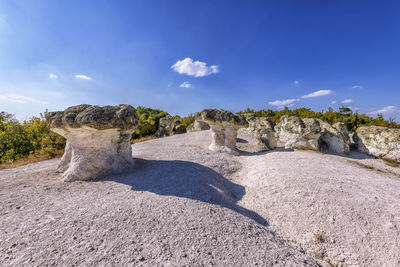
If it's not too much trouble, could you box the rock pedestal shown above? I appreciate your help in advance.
[195,109,248,155]
[45,104,139,181]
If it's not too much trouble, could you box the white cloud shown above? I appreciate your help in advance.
[179,81,192,88]
[293,80,299,85]
[370,106,398,114]
[75,74,92,80]
[301,89,334,98]
[331,101,337,104]
[0,93,48,105]
[171,57,219,77]
[49,73,57,79]
[352,85,363,89]
[268,98,298,108]
[341,99,353,104]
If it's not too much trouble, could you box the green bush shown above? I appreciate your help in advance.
[131,106,169,139]
[0,112,66,163]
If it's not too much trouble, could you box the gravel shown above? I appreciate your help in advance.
[1,130,399,266]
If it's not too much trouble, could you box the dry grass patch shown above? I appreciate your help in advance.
[314,232,325,243]
[382,157,399,168]
[131,135,157,143]
[0,150,64,170]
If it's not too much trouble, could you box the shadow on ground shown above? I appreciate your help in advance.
[103,159,268,226]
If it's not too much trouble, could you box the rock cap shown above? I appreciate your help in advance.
[45,104,139,131]
[195,109,248,129]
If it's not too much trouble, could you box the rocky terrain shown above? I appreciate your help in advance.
[1,129,400,266]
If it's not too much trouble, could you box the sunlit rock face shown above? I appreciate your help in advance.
[186,120,210,132]
[195,109,248,155]
[45,104,139,181]
[356,126,400,163]
[242,114,277,150]
[275,115,350,154]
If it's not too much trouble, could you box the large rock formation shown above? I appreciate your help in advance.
[195,109,248,155]
[275,116,350,154]
[186,120,210,132]
[242,114,277,150]
[46,104,139,181]
[155,115,175,137]
[356,126,400,163]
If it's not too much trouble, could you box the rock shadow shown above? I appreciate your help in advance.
[103,158,268,226]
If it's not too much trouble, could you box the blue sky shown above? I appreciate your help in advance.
[0,0,399,121]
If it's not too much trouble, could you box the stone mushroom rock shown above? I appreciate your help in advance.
[242,114,277,150]
[275,116,350,154]
[155,115,175,137]
[195,109,248,155]
[186,120,210,132]
[356,126,400,163]
[45,104,139,182]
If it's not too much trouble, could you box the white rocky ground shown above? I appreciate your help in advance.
[1,130,400,266]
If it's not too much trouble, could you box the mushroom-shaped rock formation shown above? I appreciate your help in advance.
[195,109,248,155]
[356,126,400,163]
[275,116,350,154]
[45,104,139,181]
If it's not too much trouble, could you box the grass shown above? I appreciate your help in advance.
[0,149,64,170]
[131,135,158,143]
[314,232,325,243]
[382,157,400,168]
[346,159,400,179]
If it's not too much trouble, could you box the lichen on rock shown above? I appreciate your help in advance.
[356,126,400,163]
[45,104,139,181]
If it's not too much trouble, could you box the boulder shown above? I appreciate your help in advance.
[242,114,277,150]
[275,116,350,154]
[45,104,139,182]
[186,120,210,132]
[155,115,174,137]
[195,109,248,155]
[356,126,400,163]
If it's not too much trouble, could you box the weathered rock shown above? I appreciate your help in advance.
[195,109,248,155]
[46,104,139,181]
[155,115,174,137]
[242,114,277,150]
[356,126,400,162]
[186,120,210,132]
[173,118,184,134]
[275,116,350,154]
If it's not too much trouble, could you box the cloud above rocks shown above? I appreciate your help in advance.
[342,99,353,104]
[370,105,398,114]
[179,81,192,88]
[292,80,299,85]
[351,85,363,89]
[171,57,219,77]
[0,93,48,105]
[49,73,57,79]
[301,90,334,98]
[269,98,298,108]
[75,74,92,80]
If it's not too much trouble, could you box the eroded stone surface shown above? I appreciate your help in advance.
[242,114,277,150]
[46,104,139,181]
[356,126,400,162]
[195,109,248,155]
[186,120,210,132]
[155,115,175,137]
[275,116,350,154]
